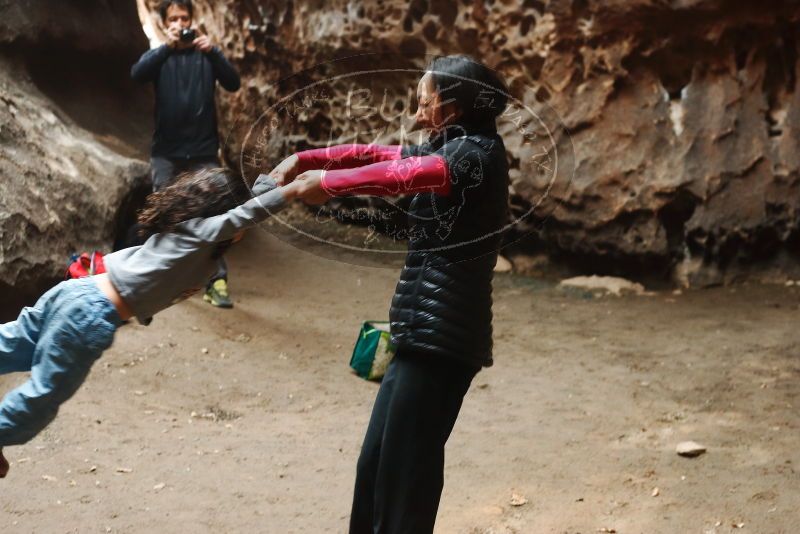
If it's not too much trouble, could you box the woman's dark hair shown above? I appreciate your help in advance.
[159,0,193,21]
[427,55,508,130]
[137,167,250,256]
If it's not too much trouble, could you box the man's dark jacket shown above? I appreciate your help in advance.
[131,44,240,159]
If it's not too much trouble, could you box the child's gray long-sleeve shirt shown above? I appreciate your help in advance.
[104,177,285,324]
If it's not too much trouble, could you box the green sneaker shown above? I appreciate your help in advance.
[204,279,233,308]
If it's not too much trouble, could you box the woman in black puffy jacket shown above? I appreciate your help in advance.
[270,55,510,534]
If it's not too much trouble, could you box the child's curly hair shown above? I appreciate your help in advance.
[137,167,250,240]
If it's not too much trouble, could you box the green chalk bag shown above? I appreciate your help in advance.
[350,321,396,381]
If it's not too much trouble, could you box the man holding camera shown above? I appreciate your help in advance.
[131,0,241,308]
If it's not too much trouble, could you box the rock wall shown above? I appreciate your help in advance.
[143,1,800,285]
[0,1,151,319]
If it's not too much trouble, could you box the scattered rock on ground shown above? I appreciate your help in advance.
[559,275,646,296]
[676,441,707,457]
[509,492,528,506]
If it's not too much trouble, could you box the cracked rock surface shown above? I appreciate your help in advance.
[0,1,150,317]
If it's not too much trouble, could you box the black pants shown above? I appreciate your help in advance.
[349,349,478,534]
[150,155,227,286]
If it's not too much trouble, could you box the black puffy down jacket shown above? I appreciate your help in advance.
[389,124,509,369]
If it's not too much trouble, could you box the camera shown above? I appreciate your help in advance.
[179,28,196,43]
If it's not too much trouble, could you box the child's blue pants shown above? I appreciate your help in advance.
[0,277,120,446]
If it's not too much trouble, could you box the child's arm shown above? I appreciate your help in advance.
[180,176,287,243]
[252,174,278,196]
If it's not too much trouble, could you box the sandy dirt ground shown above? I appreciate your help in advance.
[1,229,799,534]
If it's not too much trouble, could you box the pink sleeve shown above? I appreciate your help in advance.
[320,155,451,197]
[296,144,402,172]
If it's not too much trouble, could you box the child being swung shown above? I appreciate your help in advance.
[0,169,291,477]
